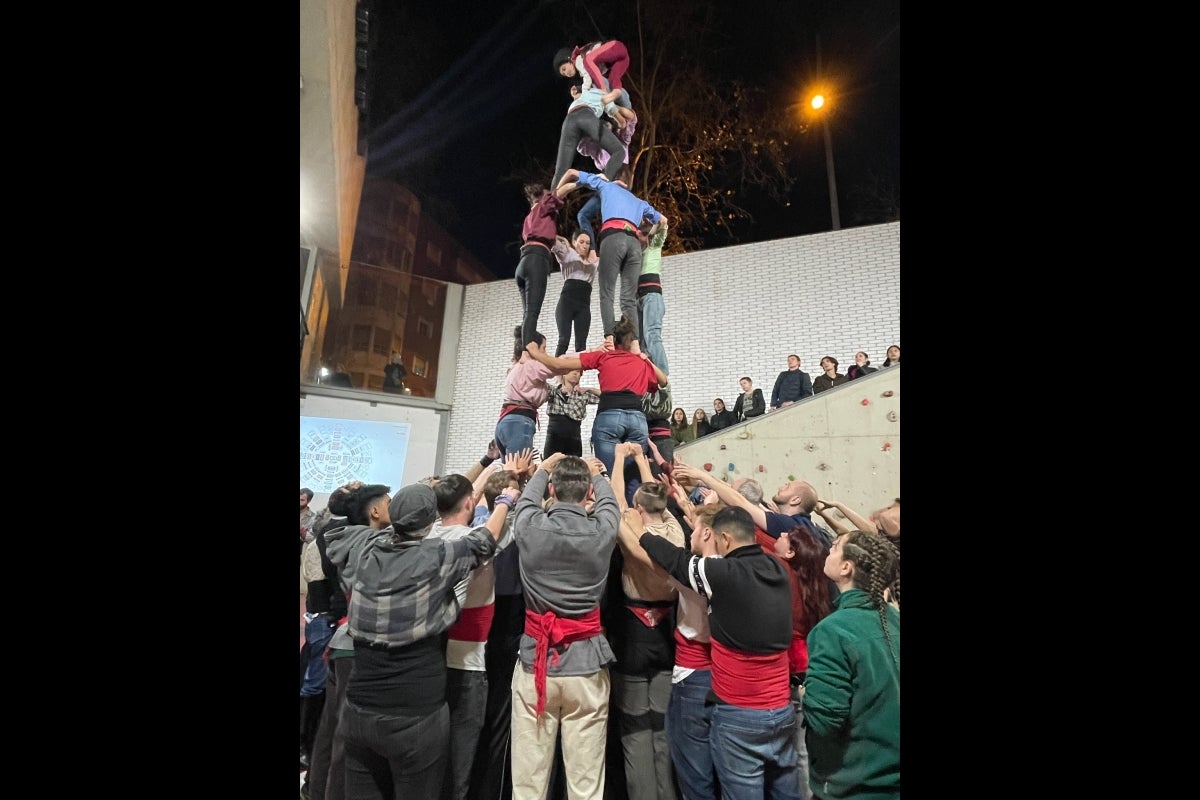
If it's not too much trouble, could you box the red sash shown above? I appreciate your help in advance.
[524,607,602,716]
[674,629,711,670]
[448,604,495,643]
[709,639,791,709]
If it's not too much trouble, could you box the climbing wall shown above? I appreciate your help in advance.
[674,367,900,518]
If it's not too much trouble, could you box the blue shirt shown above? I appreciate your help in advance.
[576,172,663,227]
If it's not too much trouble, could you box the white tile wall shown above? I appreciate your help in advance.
[443,222,899,479]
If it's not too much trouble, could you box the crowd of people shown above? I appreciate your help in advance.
[298,34,900,800]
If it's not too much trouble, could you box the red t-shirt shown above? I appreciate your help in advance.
[579,349,658,394]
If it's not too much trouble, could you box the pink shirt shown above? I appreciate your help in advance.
[502,357,558,408]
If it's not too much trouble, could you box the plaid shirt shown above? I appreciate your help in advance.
[324,524,498,649]
[546,383,599,422]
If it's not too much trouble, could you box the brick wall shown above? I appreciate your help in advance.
[443,222,899,478]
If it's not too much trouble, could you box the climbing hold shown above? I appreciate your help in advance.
[757,464,765,472]
[719,444,727,450]
[882,390,895,398]
[861,398,870,406]
[804,443,816,452]
[728,463,735,472]
[817,463,831,471]
[703,463,713,472]
[788,474,795,481]
[886,411,898,422]
[882,442,891,452]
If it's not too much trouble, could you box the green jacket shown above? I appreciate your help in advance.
[803,588,900,800]
[670,423,696,445]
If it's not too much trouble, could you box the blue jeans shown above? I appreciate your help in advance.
[638,292,668,375]
[793,698,812,800]
[301,614,337,697]
[495,413,536,458]
[665,670,717,800]
[591,408,649,476]
[710,703,802,800]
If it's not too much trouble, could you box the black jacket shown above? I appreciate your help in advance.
[709,410,737,431]
[732,389,765,421]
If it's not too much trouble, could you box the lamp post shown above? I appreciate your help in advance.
[809,33,840,231]
[811,94,841,231]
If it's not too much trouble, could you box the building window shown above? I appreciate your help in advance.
[417,316,433,338]
[373,327,390,355]
[368,374,384,390]
[352,324,371,351]
[413,356,428,378]
[426,242,442,266]
[379,282,397,315]
[456,257,475,282]
[356,275,378,305]
[350,372,365,387]
[422,281,439,306]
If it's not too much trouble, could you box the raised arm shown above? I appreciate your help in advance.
[617,508,669,578]
[485,485,521,541]
[816,499,874,534]
[673,461,769,532]
[631,446,655,484]
[463,439,503,483]
[526,341,582,372]
[556,168,582,194]
[639,352,668,387]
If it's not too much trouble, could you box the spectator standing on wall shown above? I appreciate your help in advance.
[732,377,766,422]
[692,408,711,438]
[845,352,876,381]
[771,355,814,410]
[709,399,737,432]
[812,357,848,394]
[670,407,695,446]
[881,344,900,368]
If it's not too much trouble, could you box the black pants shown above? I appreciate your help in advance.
[544,415,584,458]
[515,245,553,348]
[555,279,593,356]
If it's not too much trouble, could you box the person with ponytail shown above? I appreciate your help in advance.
[494,327,566,459]
[802,529,900,800]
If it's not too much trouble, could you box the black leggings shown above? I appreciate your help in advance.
[555,279,593,356]
[515,245,553,347]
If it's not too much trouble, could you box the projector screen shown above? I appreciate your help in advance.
[300,415,413,493]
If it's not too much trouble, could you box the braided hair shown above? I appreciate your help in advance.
[840,529,901,665]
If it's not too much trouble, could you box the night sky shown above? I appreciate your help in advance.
[360,0,900,279]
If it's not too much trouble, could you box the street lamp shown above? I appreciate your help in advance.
[809,92,841,231]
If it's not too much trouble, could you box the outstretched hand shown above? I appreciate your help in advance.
[539,452,568,472]
[503,448,533,477]
[584,456,608,476]
[621,508,646,535]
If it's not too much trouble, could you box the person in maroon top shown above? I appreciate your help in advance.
[524,314,667,477]
[636,505,804,799]
[516,179,573,349]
